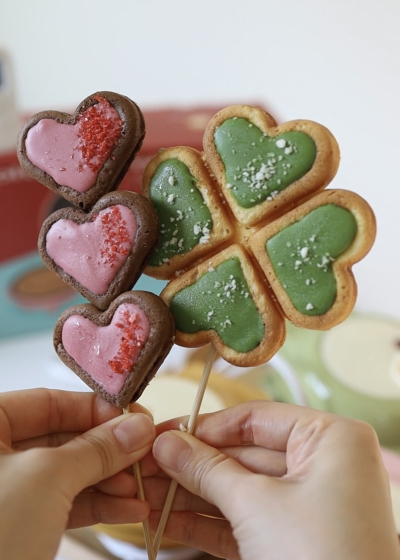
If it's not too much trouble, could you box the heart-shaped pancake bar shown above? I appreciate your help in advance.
[250,189,376,329]
[17,91,145,210]
[142,146,234,279]
[54,291,175,408]
[203,105,340,227]
[38,191,159,310]
[161,244,286,367]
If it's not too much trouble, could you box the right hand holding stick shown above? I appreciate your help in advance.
[149,401,399,560]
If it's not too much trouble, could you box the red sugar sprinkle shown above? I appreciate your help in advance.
[108,309,147,374]
[98,206,131,267]
[76,96,123,174]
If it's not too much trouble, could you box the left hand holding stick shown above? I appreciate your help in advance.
[0,388,156,560]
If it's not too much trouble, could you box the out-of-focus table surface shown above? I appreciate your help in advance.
[58,529,219,560]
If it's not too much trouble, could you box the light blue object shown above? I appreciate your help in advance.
[0,251,166,339]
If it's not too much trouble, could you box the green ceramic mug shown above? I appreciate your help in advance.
[262,313,400,448]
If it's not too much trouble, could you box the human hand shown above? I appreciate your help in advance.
[0,388,155,560]
[150,401,399,560]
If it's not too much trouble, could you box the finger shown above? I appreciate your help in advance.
[148,510,239,560]
[137,449,162,478]
[14,412,155,451]
[220,445,287,476]
[54,412,156,496]
[0,389,152,443]
[152,430,258,517]
[143,476,222,517]
[0,390,117,445]
[68,493,149,529]
[13,431,82,450]
[157,401,325,452]
[14,425,153,451]
[0,439,10,453]
[90,471,137,498]
[144,440,287,478]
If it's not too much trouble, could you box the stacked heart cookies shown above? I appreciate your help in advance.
[18,92,175,408]
[142,105,376,367]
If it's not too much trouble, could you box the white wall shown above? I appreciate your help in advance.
[2,0,400,317]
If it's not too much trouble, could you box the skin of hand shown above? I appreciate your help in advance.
[148,401,400,560]
[0,389,156,560]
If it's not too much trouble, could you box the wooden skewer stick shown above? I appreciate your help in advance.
[153,344,218,557]
[123,406,156,560]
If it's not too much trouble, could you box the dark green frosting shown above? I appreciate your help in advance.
[214,118,317,209]
[148,159,213,267]
[266,204,357,316]
[170,257,265,353]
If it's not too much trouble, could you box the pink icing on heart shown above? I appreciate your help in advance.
[62,303,150,395]
[25,97,122,192]
[46,205,137,295]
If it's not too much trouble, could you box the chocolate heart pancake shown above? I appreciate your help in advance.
[18,91,145,210]
[38,191,159,310]
[54,291,175,408]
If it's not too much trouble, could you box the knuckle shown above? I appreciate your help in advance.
[217,522,236,556]
[43,388,64,433]
[290,414,333,451]
[191,453,236,498]
[342,418,379,447]
[352,418,377,438]
[19,448,60,481]
[90,493,110,525]
[238,406,256,445]
[47,432,64,448]
[79,433,115,479]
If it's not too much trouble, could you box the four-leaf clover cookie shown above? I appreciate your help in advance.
[142,105,376,366]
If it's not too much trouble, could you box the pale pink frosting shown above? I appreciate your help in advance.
[62,303,150,395]
[25,119,96,191]
[25,101,121,192]
[46,205,137,295]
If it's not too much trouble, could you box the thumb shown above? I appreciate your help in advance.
[56,412,155,495]
[153,430,254,516]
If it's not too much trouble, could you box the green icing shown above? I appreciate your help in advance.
[148,159,213,267]
[170,257,265,353]
[266,204,357,316]
[214,118,317,209]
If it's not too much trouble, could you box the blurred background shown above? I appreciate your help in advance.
[1,0,399,315]
[1,1,400,556]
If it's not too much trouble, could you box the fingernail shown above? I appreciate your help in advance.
[153,432,191,472]
[114,414,154,453]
